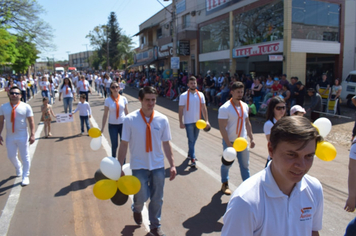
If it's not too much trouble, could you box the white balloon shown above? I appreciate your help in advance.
[90,136,102,151]
[100,157,121,180]
[122,163,132,176]
[314,118,332,137]
[223,147,237,162]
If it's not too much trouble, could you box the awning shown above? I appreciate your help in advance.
[127,59,156,68]
[133,23,160,36]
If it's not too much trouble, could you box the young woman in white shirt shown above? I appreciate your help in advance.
[104,74,112,98]
[59,78,76,113]
[101,81,128,157]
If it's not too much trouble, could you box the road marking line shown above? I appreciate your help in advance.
[169,142,237,191]
[0,123,44,236]
[89,116,151,233]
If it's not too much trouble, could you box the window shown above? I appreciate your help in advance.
[183,14,190,29]
[141,36,146,45]
[157,28,162,39]
[200,18,229,53]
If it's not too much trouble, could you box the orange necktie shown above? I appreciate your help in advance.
[230,98,244,137]
[139,109,154,153]
[83,81,86,90]
[11,102,20,133]
[111,94,120,119]
[187,89,202,119]
[65,85,68,94]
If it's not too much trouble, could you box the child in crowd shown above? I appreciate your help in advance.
[248,98,257,116]
[290,105,306,116]
[73,94,92,135]
[41,97,56,138]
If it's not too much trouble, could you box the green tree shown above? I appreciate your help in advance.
[117,35,135,69]
[107,12,121,69]
[86,25,109,69]
[0,0,54,50]
[12,35,39,73]
[0,27,18,64]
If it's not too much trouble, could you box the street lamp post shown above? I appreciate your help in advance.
[164,0,178,79]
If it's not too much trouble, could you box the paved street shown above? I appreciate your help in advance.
[0,86,355,236]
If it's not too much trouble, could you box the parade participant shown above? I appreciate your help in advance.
[290,105,306,116]
[117,86,176,236]
[222,116,324,236]
[5,79,16,97]
[41,97,56,138]
[40,76,51,101]
[73,94,92,135]
[58,78,76,113]
[49,77,57,104]
[0,86,35,186]
[218,81,255,195]
[306,88,322,122]
[344,137,356,235]
[77,75,91,102]
[101,81,128,157]
[263,96,286,166]
[17,76,27,103]
[104,74,112,98]
[179,76,210,167]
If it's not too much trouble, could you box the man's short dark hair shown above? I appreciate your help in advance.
[270,116,322,150]
[80,94,87,99]
[307,88,316,93]
[231,81,244,91]
[139,86,158,100]
[9,86,20,93]
[189,76,197,82]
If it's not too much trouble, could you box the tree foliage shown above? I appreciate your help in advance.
[0,28,19,64]
[11,35,39,73]
[117,35,135,69]
[107,12,121,69]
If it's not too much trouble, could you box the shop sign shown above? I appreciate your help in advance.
[158,43,173,58]
[135,49,154,63]
[233,41,284,58]
[176,0,186,14]
[206,0,243,15]
[171,57,180,69]
[179,41,190,56]
[269,55,284,61]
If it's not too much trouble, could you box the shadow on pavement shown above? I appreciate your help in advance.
[164,158,197,178]
[0,177,21,195]
[54,177,95,197]
[54,134,82,142]
[120,225,141,236]
[182,191,226,236]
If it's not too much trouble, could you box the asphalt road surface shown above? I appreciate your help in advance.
[0,86,355,236]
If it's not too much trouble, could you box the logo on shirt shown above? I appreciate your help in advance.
[300,207,312,221]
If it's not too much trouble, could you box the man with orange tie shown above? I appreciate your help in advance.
[0,86,35,186]
[77,75,91,102]
[179,76,210,167]
[218,81,255,195]
[117,86,176,236]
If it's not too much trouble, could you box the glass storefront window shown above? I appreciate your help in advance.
[292,0,340,42]
[234,1,284,47]
[199,18,229,54]
[199,59,230,75]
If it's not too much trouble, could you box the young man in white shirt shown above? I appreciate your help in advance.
[179,76,210,167]
[218,81,255,195]
[222,116,324,236]
[118,86,176,236]
[0,86,35,186]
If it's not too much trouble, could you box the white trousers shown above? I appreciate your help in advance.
[6,136,30,177]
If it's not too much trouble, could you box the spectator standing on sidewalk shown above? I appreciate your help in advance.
[117,86,176,236]
[0,86,35,186]
[179,76,210,167]
[218,81,255,195]
[306,88,322,122]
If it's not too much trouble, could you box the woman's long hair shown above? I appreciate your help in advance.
[266,96,285,123]
[60,77,74,91]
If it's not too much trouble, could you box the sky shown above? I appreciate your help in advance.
[36,0,171,62]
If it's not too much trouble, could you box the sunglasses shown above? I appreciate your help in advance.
[111,86,119,89]
[275,106,286,110]
[10,92,20,95]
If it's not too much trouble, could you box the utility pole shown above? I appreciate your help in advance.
[172,0,178,80]
[52,54,55,75]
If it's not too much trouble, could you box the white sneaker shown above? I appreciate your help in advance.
[22,177,30,186]
[16,168,23,177]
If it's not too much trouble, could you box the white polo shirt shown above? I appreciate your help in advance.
[77,80,90,92]
[179,90,205,124]
[40,81,50,91]
[59,85,74,98]
[104,95,128,124]
[218,100,249,140]
[104,78,112,88]
[263,118,278,136]
[17,81,27,91]
[122,109,171,171]
[0,102,33,137]
[72,76,78,88]
[222,164,323,236]
[73,101,91,116]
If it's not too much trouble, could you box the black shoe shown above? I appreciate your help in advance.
[190,158,197,168]
[133,212,142,225]
[150,228,166,236]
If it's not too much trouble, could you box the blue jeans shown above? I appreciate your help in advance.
[185,123,200,160]
[80,116,90,133]
[108,123,123,157]
[253,96,261,112]
[63,97,73,113]
[345,217,356,236]
[221,139,250,183]
[132,168,165,229]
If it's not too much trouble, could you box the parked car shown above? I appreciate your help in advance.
[340,70,356,107]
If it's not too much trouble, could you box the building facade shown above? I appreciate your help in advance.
[68,51,94,71]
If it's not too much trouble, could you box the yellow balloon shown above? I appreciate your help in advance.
[233,137,248,152]
[315,141,337,161]
[311,123,320,134]
[88,127,101,138]
[93,179,118,200]
[196,119,207,129]
[117,176,141,195]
